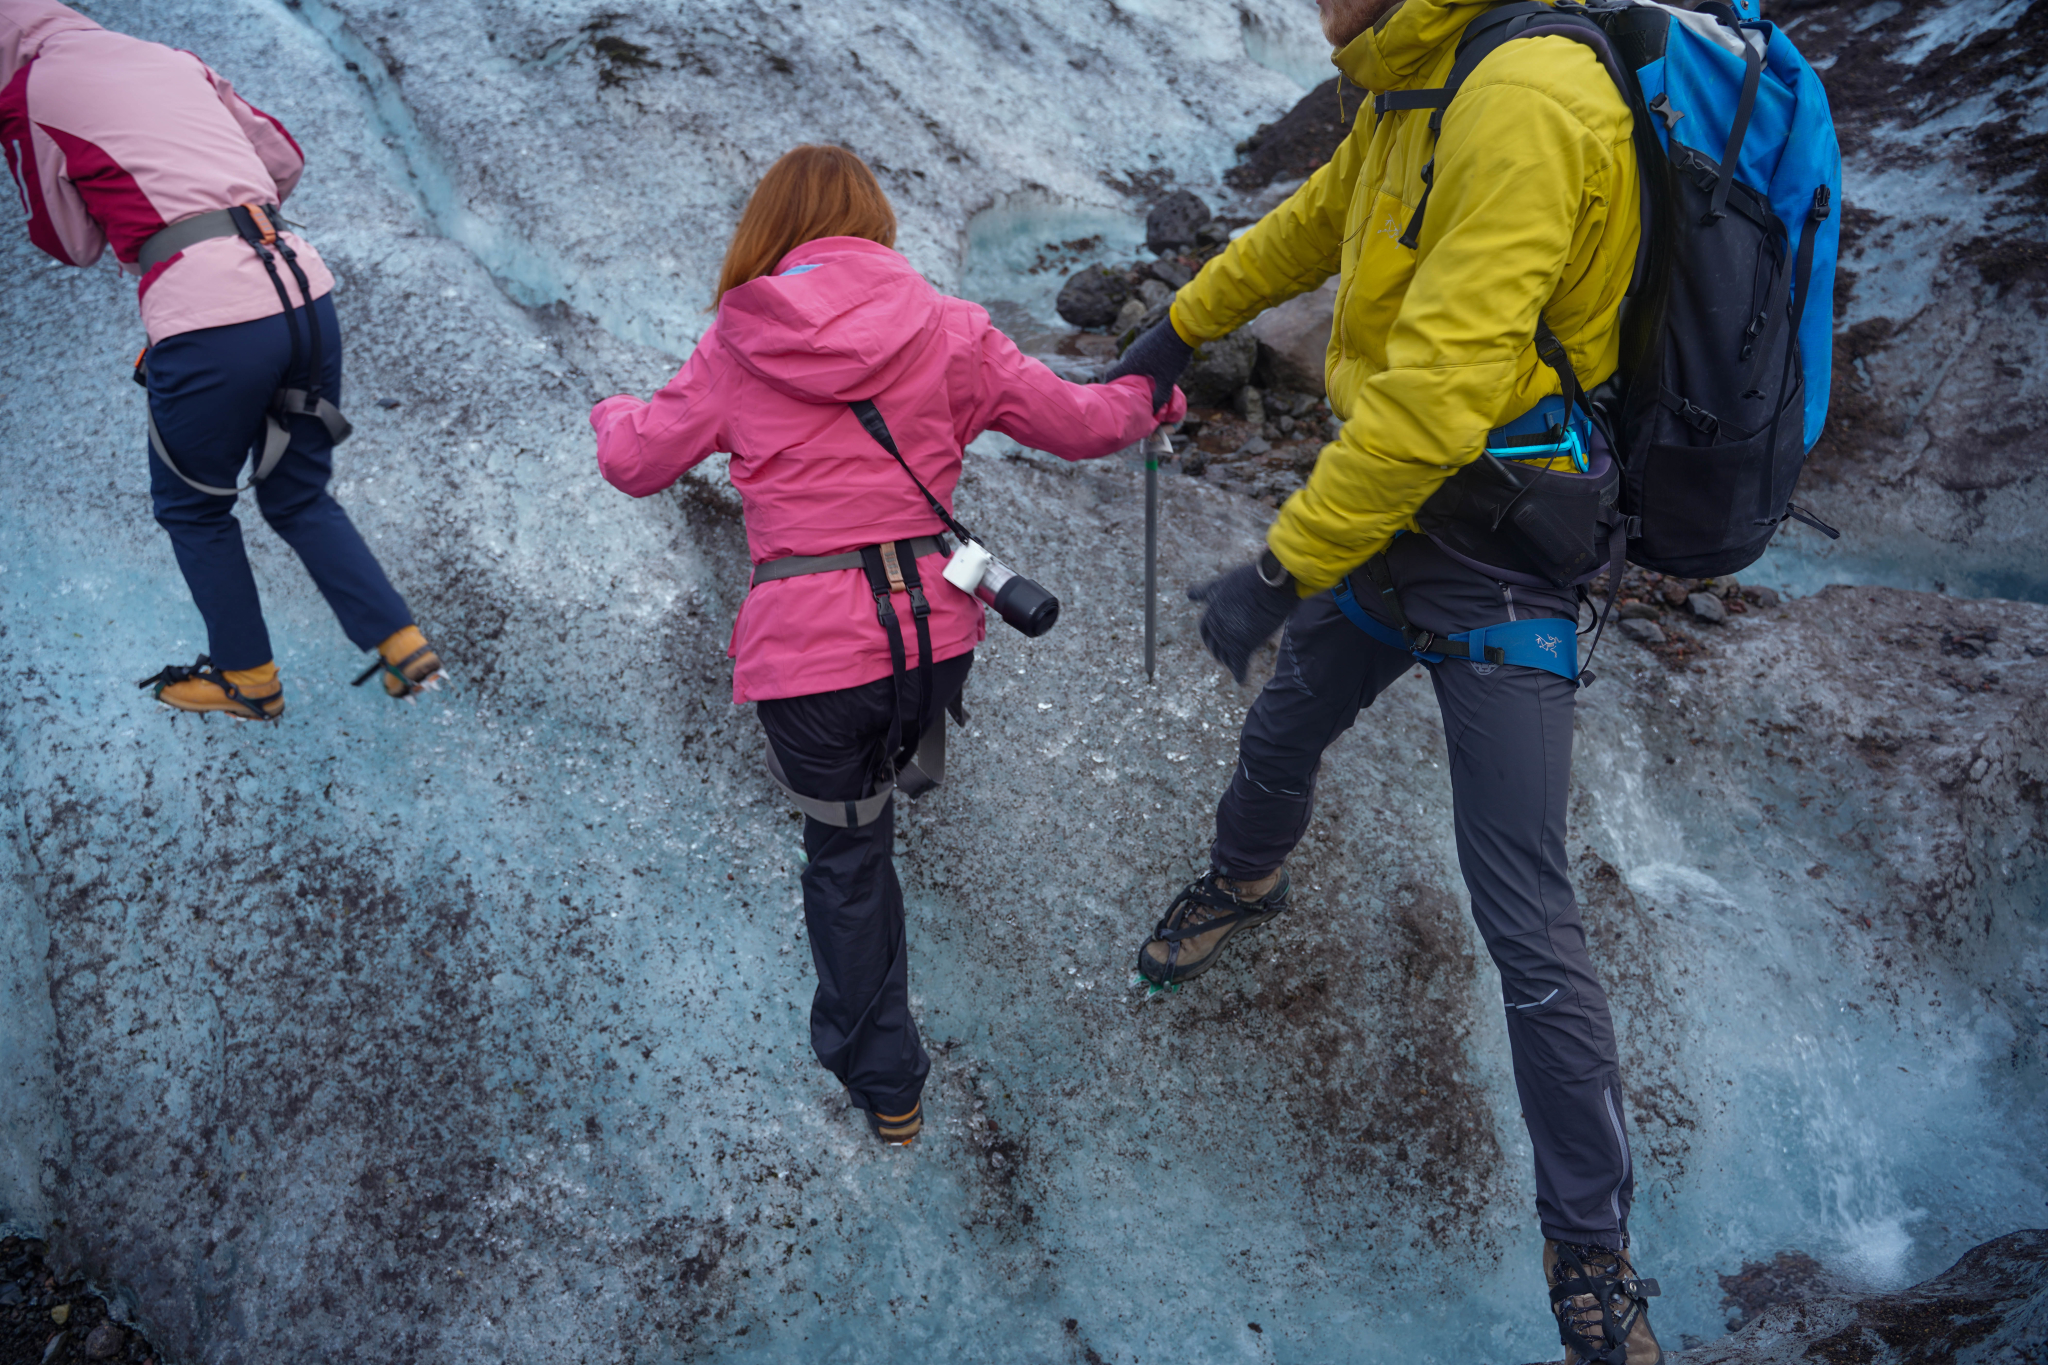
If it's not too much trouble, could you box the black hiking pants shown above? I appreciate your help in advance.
[1211,535,1635,1249]
[756,651,972,1119]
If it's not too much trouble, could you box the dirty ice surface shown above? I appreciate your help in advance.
[1,1,2043,1363]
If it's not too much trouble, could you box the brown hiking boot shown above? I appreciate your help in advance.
[1135,870,1291,985]
[1546,1240,1664,1365]
[139,657,284,721]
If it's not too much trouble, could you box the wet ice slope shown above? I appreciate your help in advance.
[0,1,2043,1363]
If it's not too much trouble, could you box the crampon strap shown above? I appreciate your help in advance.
[1550,1243,1661,1365]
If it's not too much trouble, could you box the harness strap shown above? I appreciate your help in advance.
[136,208,243,271]
[750,535,951,587]
[1333,561,1580,681]
[762,704,949,829]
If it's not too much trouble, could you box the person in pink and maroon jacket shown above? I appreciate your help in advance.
[593,146,1187,1146]
[0,0,443,719]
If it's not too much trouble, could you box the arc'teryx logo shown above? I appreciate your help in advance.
[1536,632,1562,659]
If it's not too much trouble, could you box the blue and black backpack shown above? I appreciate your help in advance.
[1398,0,1844,581]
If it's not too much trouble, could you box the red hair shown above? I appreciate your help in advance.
[714,145,897,304]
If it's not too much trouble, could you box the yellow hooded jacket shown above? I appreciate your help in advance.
[1171,0,1640,594]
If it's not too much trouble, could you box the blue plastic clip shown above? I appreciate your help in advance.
[1488,422,1587,473]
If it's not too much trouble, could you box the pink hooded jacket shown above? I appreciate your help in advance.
[0,0,332,343]
[592,236,1185,705]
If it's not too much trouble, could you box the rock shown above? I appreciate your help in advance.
[1659,580,1690,607]
[1227,76,1361,190]
[1135,278,1174,311]
[1690,593,1729,624]
[1145,190,1210,252]
[1243,436,1272,456]
[1248,277,1338,394]
[1669,1230,2048,1364]
[1619,618,1665,645]
[1746,585,1781,609]
[1196,220,1232,246]
[1180,330,1259,405]
[1617,601,1661,621]
[1055,265,1130,329]
[1111,297,1147,336]
[1716,1250,1842,1333]
[84,1322,126,1360]
[1234,386,1265,424]
[1145,258,1194,289]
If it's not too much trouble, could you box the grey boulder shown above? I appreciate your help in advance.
[1145,189,1211,252]
[1248,276,1338,394]
[1056,265,1131,329]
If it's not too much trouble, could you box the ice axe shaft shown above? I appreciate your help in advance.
[1142,428,1171,682]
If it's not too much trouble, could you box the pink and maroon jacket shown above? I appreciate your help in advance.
[0,0,333,343]
[592,236,1185,704]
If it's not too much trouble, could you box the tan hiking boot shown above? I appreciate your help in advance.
[1546,1240,1664,1365]
[862,1102,921,1146]
[354,624,445,699]
[1135,869,1291,985]
[139,657,284,721]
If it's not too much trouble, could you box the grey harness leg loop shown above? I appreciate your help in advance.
[147,402,244,498]
[764,742,896,829]
[761,706,952,828]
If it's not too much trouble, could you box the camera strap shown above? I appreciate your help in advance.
[849,399,977,546]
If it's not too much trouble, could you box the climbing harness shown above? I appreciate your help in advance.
[133,203,352,498]
[1331,553,1589,682]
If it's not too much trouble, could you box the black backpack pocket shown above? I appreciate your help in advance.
[1419,451,1620,586]
[1621,144,1811,577]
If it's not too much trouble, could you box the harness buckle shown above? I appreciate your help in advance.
[1411,630,1437,654]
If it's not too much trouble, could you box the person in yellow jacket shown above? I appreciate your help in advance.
[1107,0,1665,1359]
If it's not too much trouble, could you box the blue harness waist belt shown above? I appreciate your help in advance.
[1331,575,1581,680]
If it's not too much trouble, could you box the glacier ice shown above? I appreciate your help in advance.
[1,1,2043,1363]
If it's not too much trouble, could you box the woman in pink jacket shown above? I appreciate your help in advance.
[0,0,443,718]
[593,146,1185,1146]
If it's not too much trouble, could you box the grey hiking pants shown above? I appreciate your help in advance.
[1211,535,1635,1249]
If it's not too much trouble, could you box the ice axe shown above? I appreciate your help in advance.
[1140,426,1172,682]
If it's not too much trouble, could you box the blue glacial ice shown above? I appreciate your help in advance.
[1,1,2044,1362]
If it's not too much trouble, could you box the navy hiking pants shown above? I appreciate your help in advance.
[146,294,411,672]
[756,651,973,1118]
[1212,535,1636,1249]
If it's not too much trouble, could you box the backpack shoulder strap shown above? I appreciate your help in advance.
[1389,1,1631,249]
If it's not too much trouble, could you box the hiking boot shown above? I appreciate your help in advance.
[139,657,284,721]
[1546,1239,1664,1365]
[1135,869,1291,985]
[354,625,445,699]
[861,1101,921,1146]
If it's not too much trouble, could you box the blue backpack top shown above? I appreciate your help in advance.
[1626,0,1842,452]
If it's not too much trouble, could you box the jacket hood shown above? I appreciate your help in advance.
[715,237,942,404]
[0,0,97,89]
[1335,0,1505,90]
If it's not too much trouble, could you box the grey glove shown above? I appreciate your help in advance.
[1103,317,1195,411]
[1187,550,1300,684]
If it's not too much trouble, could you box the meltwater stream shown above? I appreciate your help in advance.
[1,1,2042,1363]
